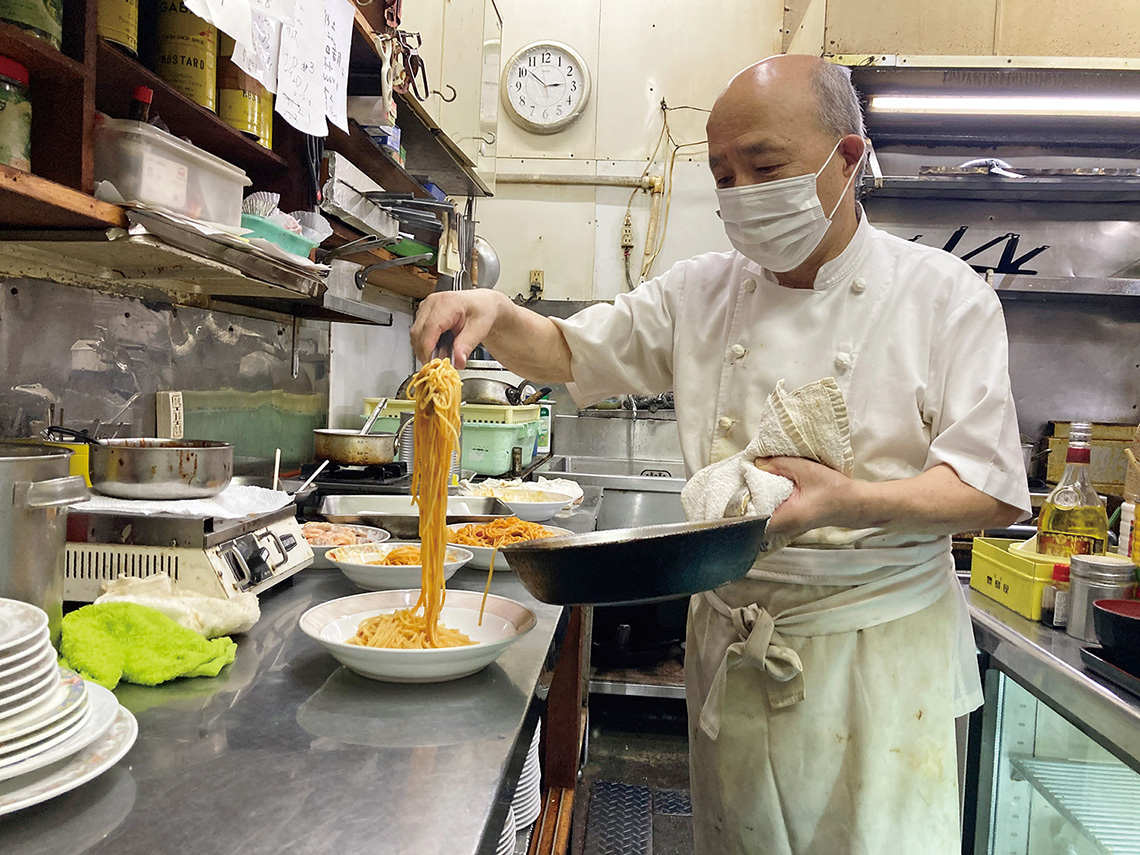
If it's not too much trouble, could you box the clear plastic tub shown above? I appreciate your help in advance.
[94,115,251,226]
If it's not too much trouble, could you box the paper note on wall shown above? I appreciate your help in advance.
[276,0,328,136]
[322,0,352,132]
[249,0,296,25]
[234,11,282,93]
[185,0,254,51]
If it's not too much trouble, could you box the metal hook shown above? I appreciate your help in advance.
[355,253,435,289]
[433,84,457,103]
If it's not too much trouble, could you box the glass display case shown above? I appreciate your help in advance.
[968,588,1140,855]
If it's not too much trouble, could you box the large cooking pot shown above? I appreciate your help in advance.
[313,429,398,466]
[0,443,88,645]
[461,378,538,406]
[89,439,234,500]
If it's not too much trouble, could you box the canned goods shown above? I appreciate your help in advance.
[218,53,262,139]
[97,0,138,54]
[257,91,273,150]
[156,2,217,112]
[0,0,63,49]
[0,55,31,173]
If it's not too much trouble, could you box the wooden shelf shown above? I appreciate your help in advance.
[0,165,124,229]
[322,220,437,300]
[326,119,432,199]
[94,39,288,184]
[347,11,490,198]
[0,21,89,81]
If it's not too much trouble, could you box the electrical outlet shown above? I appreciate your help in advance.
[529,269,544,297]
[156,391,184,439]
[621,213,635,250]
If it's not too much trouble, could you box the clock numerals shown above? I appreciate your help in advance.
[504,43,589,133]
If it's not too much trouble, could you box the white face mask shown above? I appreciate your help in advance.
[715,139,861,273]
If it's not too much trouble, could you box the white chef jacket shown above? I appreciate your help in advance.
[552,214,1031,529]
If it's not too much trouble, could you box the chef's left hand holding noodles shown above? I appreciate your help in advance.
[347,358,475,649]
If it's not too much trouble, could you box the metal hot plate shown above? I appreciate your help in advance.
[66,504,298,550]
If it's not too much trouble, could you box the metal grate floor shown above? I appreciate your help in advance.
[582,782,693,855]
[1009,756,1140,855]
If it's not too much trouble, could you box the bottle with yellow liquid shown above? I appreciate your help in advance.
[1037,422,1108,557]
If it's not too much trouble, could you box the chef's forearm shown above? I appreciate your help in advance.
[481,291,575,385]
[841,464,1022,535]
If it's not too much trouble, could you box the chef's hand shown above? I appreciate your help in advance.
[754,456,855,542]
[411,290,505,369]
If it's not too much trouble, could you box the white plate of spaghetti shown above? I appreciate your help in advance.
[326,542,473,590]
[448,519,572,570]
[299,589,537,682]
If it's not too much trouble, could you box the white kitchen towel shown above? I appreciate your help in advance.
[74,484,294,520]
[681,378,853,525]
[95,573,260,638]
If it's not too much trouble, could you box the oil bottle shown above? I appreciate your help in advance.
[1037,422,1108,557]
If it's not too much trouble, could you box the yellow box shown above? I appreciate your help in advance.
[969,537,1062,621]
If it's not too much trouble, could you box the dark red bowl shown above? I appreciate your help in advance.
[1093,599,1140,670]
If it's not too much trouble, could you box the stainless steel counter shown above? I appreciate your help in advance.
[967,586,1140,774]
[0,488,602,855]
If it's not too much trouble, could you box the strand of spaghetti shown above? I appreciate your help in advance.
[478,546,498,626]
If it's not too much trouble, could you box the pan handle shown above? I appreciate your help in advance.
[14,476,90,509]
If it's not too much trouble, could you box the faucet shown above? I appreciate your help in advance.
[625,395,638,419]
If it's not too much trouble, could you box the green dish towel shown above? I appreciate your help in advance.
[59,602,237,690]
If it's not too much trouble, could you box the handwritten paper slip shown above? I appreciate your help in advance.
[249,0,296,25]
[323,0,353,132]
[234,11,282,93]
[276,0,327,135]
[185,0,254,52]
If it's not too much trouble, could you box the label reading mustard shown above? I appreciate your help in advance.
[156,2,217,112]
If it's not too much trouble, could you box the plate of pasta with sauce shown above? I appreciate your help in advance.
[326,542,473,590]
[301,357,536,682]
[447,519,572,571]
[299,589,537,682]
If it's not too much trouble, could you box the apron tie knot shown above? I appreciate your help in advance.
[699,598,805,740]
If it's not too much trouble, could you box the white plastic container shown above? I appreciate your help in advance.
[1121,501,1137,564]
[93,115,250,226]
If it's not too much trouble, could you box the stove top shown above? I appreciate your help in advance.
[298,461,413,495]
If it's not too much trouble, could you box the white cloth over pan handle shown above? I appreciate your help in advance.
[697,540,952,739]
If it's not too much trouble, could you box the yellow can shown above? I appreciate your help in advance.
[156,2,217,112]
[97,0,138,54]
[257,91,273,150]
[218,59,260,138]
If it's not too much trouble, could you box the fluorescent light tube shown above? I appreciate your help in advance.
[868,94,1140,118]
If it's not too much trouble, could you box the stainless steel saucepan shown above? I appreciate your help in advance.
[313,430,399,466]
[89,438,234,500]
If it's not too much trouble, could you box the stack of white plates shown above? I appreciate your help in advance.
[0,599,138,816]
[495,806,517,855]
[511,721,542,828]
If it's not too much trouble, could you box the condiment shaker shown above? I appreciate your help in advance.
[1066,554,1138,642]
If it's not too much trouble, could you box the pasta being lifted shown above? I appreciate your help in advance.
[347,358,474,650]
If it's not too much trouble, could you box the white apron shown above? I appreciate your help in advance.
[685,541,970,855]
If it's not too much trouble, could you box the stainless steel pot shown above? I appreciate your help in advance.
[461,378,536,406]
[0,443,88,645]
[89,439,234,500]
[313,429,398,466]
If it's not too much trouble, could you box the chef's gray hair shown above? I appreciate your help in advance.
[811,61,865,140]
[811,61,866,185]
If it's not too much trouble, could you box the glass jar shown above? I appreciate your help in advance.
[1066,553,1138,642]
[0,55,31,173]
[0,0,63,49]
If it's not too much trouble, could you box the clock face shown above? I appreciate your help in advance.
[502,42,591,134]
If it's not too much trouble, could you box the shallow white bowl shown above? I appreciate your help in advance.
[299,589,537,682]
[302,523,391,569]
[500,491,575,522]
[447,523,573,571]
[327,542,472,591]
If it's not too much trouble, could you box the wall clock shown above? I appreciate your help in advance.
[501,41,591,134]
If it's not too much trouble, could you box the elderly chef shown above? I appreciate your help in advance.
[412,54,1029,854]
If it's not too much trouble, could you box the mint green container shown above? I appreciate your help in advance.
[241,213,318,259]
[460,420,540,476]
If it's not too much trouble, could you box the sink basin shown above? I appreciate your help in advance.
[536,455,687,530]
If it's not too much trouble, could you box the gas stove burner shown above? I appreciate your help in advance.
[300,461,408,484]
